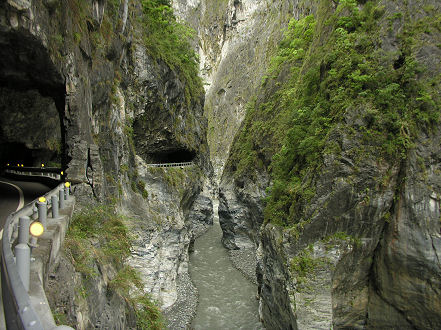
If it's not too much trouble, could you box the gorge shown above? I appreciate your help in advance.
[1,0,441,329]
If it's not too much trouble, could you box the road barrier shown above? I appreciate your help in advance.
[4,166,63,181]
[146,162,194,168]
[1,179,75,329]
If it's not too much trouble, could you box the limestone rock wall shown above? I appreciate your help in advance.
[0,0,212,327]
[124,156,212,309]
[218,0,441,329]
[173,0,301,179]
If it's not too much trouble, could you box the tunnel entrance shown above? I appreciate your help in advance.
[147,149,196,164]
[0,88,62,167]
[0,29,65,170]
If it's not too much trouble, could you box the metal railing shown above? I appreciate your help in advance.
[1,179,74,329]
[146,162,194,168]
[4,166,63,181]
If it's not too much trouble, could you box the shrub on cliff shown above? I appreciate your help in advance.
[227,0,441,226]
[65,205,164,329]
[140,0,203,105]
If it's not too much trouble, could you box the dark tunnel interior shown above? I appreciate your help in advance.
[0,29,65,169]
[148,149,196,164]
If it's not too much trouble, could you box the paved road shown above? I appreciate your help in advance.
[0,177,52,330]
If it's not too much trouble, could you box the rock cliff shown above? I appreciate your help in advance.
[1,0,212,327]
[3,0,441,328]
[220,0,441,329]
[173,0,299,178]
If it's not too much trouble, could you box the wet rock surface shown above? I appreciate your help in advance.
[188,192,214,238]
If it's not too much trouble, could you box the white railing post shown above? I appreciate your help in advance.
[15,216,31,292]
[37,198,47,229]
[18,216,30,248]
[59,188,65,209]
[64,183,70,199]
[51,195,59,218]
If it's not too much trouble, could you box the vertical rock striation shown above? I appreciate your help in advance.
[1,0,213,327]
[173,0,299,178]
[219,0,441,329]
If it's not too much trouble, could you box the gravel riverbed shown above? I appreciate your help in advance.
[228,248,258,285]
[163,273,198,329]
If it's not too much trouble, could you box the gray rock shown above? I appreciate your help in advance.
[0,1,212,327]
[188,192,214,238]
[46,254,135,329]
[229,248,258,285]
[173,0,299,179]
[163,273,198,330]
[218,1,441,329]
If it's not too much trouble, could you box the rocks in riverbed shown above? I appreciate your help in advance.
[164,273,198,330]
[229,248,257,285]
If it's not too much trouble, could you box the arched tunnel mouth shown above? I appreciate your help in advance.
[0,29,65,171]
[147,149,196,164]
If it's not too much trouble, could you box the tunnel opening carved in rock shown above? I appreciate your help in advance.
[147,148,196,164]
[0,29,65,169]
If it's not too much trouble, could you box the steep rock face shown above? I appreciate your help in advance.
[173,0,310,250]
[218,170,269,249]
[46,253,136,329]
[215,0,309,248]
[173,0,300,177]
[257,129,401,328]
[124,156,212,309]
[220,0,441,329]
[128,43,207,165]
[1,0,212,327]
[367,131,441,329]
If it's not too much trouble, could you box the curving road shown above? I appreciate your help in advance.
[0,177,52,330]
[0,178,52,232]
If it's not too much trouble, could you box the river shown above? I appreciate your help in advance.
[189,202,263,329]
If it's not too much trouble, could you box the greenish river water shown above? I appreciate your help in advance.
[189,203,263,329]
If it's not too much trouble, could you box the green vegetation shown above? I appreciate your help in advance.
[65,206,164,329]
[53,311,69,326]
[139,0,203,105]
[107,0,121,21]
[322,231,362,249]
[123,121,136,155]
[290,245,325,286]
[123,163,149,199]
[46,137,62,154]
[228,0,441,227]
[148,165,202,197]
[290,233,361,288]
[137,178,149,199]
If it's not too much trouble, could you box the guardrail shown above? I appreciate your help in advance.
[4,166,63,181]
[146,162,194,168]
[1,180,74,329]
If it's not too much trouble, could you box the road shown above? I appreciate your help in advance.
[0,177,52,221]
[0,177,52,330]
